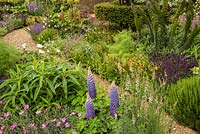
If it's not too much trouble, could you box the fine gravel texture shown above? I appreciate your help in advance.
[3,28,37,52]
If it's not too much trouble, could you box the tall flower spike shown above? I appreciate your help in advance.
[85,94,95,120]
[87,67,96,98]
[110,81,120,117]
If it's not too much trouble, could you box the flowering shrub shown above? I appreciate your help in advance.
[29,23,45,34]
[150,53,198,84]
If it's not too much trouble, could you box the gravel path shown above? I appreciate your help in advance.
[2,28,198,134]
[3,28,37,52]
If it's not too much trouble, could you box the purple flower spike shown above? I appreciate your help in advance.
[110,81,119,117]
[85,94,95,120]
[87,67,96,98]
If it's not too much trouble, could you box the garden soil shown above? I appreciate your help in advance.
[2,28,198,134]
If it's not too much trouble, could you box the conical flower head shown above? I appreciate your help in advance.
[110,81,120,117]
[85,94,95,120]
[87,67,96,98]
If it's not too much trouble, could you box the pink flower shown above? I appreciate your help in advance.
[23,130,29,134]
[30,123,34,128]
[19,110,24,115]
[57,105,62,110]
[0,117,3,121]
[61,117,66,123]
[56,122,61,127]
[3,112,9,117]
[10,123,17,130]
[65,122,70,128]
[1,126,5,130]
[0,99,2,105]
[24,104,29,110]
[43,109,47,113]
[77,113,82,117]
[0,130,2,134]
[70,112,75,116]
[45,121,49,126]
[51,119,56,122]
[36,110,41,115]
[41,124,46,129]
[72,132,78,134]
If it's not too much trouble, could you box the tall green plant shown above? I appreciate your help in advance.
[167,76,200,131]
[0,58,87,111]
[134,0,200,52]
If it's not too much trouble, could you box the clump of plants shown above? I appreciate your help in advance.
[0,57,87,110]
[149,53,198,84]
[0,39,20,77]
[167,76,200,131]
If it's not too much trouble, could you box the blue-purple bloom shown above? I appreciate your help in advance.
[29,23,45,34]
[0,21,7,26]
[85,94,95,120]
[150,53,198,83]
[27,0,41,14]
[110,81,119,117]
[87,67,96,98]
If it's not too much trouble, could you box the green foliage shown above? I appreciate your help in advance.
[94,2,135,29]
[168,76,200,131]
[36,28,58,44]
[3,16,24,31]
[0,26,8,36]
[0,39,20,77]
[134,0,200,52]
[25,16,44,25]
[0,58,87,111]
[43,37,66,57]
[108,30,134,58]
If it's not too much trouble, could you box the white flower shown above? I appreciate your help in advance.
[39,49,45,54]
[36,44,43,48]
[22,43,27,49]
[47,50,50,53]
[56,49,61,53]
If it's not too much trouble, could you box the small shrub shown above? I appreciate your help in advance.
[36,28,58,44]
[0,39,20,77]
[168,76,200,131]
[94,2,135,29]
[0,26,8,36]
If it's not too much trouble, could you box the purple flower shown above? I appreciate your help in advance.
[110,81,119,117]
[29,23,45,35]
[87,67,96,98]
[0,21,7,26]
[85,94,95,120]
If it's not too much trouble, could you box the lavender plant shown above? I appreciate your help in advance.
[87,67,96,99]
[150,53,198,84]
[85,94,95,120]
[110,81,119,117]
[29,23,45,35]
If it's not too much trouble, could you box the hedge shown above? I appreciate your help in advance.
[94,2,135,28]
